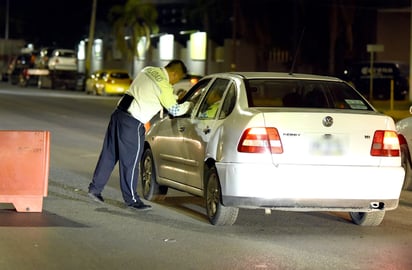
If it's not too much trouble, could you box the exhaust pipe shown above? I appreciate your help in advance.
[370,202,384,209]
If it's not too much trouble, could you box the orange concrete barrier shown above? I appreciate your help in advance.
[0,131,50,212]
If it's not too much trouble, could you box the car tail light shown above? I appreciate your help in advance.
[237,127,283,154]
[370,130,400,156]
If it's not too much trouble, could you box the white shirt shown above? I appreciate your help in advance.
[124,66,191,123]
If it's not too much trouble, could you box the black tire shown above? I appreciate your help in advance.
[141,148,168,200]
[401,145,412,191]
[205,166,239,225]
[18,75,27,87]
[349,211,385,226]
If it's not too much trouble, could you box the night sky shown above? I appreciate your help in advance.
[1,0,410,52]
[0,0,124,49]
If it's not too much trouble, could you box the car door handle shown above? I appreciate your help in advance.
[179,127,185,132]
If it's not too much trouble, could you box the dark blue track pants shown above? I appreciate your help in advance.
[89,109,145,205]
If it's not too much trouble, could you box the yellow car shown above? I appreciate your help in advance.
[85,69,132,95]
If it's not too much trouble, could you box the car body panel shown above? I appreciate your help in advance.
[145,72,404,213]
[217,162,403,210]
[85,69,132,95]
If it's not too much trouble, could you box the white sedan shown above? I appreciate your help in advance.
[141,72,404,226]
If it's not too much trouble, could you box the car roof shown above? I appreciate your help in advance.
[53,48,75,52]
[203,72,343,82]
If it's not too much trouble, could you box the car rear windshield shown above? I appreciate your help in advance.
[111,72,130,79]
[246,79,373,110]
[56,51,75,58]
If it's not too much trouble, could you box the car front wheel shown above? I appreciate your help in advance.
[205,166,239,226]
[141,148,167,200]
[349,211,385,226]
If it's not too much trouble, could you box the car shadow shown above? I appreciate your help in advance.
[155,195,209,223]
[152,195,354,227]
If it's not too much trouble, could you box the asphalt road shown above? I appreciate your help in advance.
[0,83,412,270]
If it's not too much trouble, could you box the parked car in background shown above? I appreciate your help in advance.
[8,52,37,85]
[341,61,409,100]
[46,49,79,90]
[1,55,17,82]
[173,74,201,99]
[141,72,404,226]
[395,108,412,191]
[85,69,132,95]
[47,49,77,71]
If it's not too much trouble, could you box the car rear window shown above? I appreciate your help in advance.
[55,50,75,58]
[246,79,373,110]
[110,72,130,79]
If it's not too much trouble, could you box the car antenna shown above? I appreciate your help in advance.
[289,27,305,75]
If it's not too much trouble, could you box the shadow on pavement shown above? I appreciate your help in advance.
[0,206,87,228]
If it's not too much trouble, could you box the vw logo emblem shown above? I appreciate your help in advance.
[322,116,333,127]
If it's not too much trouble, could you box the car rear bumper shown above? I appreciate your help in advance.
[221,196,398,212]
[216,162,404,211]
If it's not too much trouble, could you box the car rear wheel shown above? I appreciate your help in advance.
[141,148,168,200]
[349,211,385,226]
[401,145,412,190]
[205,166,239,226]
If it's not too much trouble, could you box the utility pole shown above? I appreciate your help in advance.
[231,0,238,71]
[86,0,97,77]
[5,0,9,40]
[410,0,412,102]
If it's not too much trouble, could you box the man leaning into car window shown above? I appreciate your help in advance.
[88,59,191,211]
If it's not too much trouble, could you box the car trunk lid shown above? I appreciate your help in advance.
[256,110,399,166]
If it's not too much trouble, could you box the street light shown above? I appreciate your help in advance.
[159,34,175,60]
[190,32,207,60]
